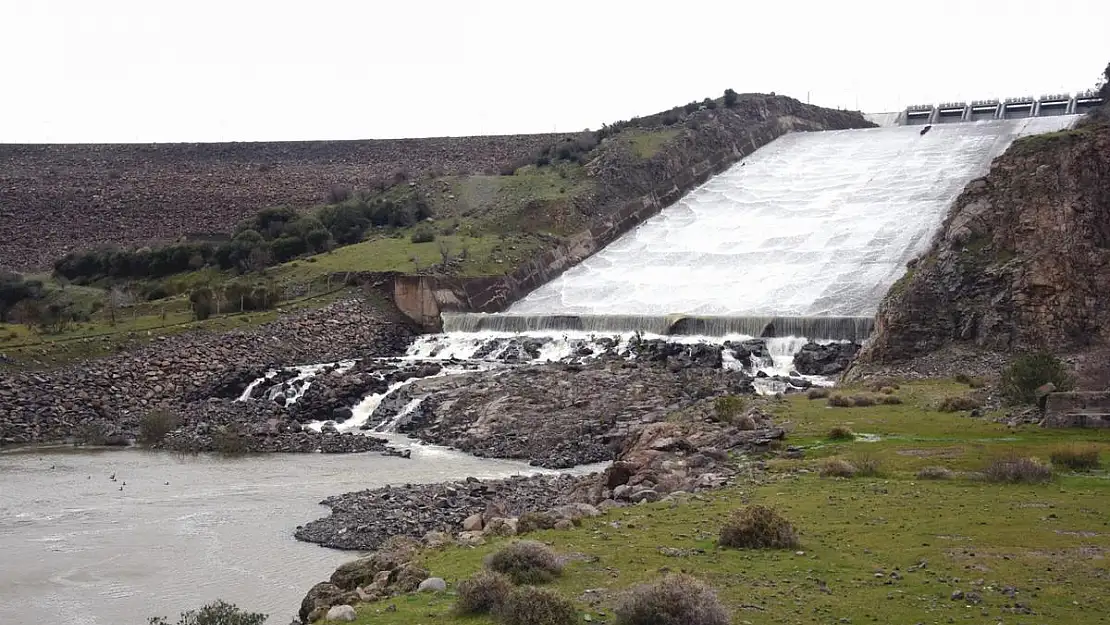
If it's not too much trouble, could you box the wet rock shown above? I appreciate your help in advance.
[793,342,861,376]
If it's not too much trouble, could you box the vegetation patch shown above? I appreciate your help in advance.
[139,408,181,446]
[1050,445,1102,471]
[820,458,858,478]
[496,586,578,625]
[827,425,855,441]
[916,465,954,480]
[984,455,1054,484]
[453,571,513,616]
[1001,351,1076,405]
[807,387,830,400]
[937,394,982,412]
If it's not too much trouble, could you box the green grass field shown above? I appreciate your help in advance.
[336,380,1110,625]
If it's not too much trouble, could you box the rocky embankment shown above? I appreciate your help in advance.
[0,135,558,270]
[0,298,414,451]
[858,115,1110,378]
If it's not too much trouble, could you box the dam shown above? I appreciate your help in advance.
[455,114,1081,340]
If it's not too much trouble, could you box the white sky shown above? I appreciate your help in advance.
[1,0,1107,143]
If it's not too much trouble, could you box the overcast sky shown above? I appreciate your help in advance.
[1,0,1107,143]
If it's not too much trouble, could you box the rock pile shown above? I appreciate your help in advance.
[0,298,413,449]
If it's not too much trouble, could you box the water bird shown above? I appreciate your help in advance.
[50,464,55,470]
[920,124,932,136]
[109,473,116,480]
[119,486,124,491]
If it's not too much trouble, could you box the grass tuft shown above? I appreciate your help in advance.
[827,425,855,441]
[984,455,1053,484]
[1050,445,1102,472]
[820,458,858,478]
[937,395,982,412]
[828,394,853,408]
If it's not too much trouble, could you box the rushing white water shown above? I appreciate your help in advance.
[510,116,1080,317]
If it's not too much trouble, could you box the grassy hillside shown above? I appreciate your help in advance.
[336,380,1110,624]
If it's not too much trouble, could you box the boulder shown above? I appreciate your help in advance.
[391,563,430,593]
[792,342,861,376]
[483,517,518,537]
[300,582,344,623]
[325,604,357,622]
[417,577,447,593]
[462,513,484,532]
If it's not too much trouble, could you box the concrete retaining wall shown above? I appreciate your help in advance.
[1043,391,1110,428]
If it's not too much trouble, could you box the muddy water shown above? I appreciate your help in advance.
[0,440,574,625]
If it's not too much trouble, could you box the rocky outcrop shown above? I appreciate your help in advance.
[859,119,1110,366]
[0,135,561,270]
[386,359,757,468]
[793,342,860,376]
[0,298,413,448]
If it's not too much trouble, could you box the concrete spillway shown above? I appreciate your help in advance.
[490,116,1079,334]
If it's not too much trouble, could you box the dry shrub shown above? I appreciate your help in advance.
[820,458,857,478]
[852,452,884,477]
[719,505,799,549]
[1050,445,1102,471]
[827,425,855,441]
[937,395,982,412]
[879,395,903,405]
[496,586,577,625]
[828,394,853,408]
[916,466,953,480]
[454,571,513,615]
[517,511,558,534]
[713,395,747,423]
[851,394,876,407]
[807,388,831,400]
[614,574,729,625]
[984,456,1053,484]
[484,540,563,585]
[879,386,896,395]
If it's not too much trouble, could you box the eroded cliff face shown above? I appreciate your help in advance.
[860,119,1110,364]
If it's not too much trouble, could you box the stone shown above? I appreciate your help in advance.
[422,530,453,548]
[483,517,518,537]
[554,519,574,530]
[462,513,484,532]
[631,489,660,503]
[613,484,632,500]
[325,604,357,622]
[300,582,344,623]
[456,531,487,546]
[417,577,447,593]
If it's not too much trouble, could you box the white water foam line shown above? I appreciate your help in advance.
[238,360,357,404]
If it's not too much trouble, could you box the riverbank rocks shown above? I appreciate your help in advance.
[0,298,414,450]
[793,342,861,376]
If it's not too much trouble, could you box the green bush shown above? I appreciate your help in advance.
[1000,352,1075,405]
[453,571,513,615]
[189,288,214,321]
[148,600,266,625]
[484,540,563,585]
[410,226,436,244]
[0,272,45,323]
[723,88,738,108]
[614,573,729,625]
[496,586,577,625]
[713,395,747,423]
[139,409,181,445]
[718,504,798,549]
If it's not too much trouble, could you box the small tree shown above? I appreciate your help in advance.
[189,288,214,321]
[723,88,738,108]
[1000,352,1075,405]
[149,600,266,625]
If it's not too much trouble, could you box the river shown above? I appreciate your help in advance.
[0,438,576,625]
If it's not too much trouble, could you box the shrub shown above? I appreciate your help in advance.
[851,394,876,407]
[827,394,853,407]
[879,386,896,395]
[852,452,884,477]
[718,504,799,549]
[484,540,563,584]
[1050,445,1102,471]
[496,586,577,625]
[866,378,900,392]
[410,226,436,244]
[614,573,729,625]
[189,288,214,321]
[827,425,854,440]
[820,458,857,478]
[879,395,903,405]
[984,456,1053,483]
[148,599,266,625]
[955,373,987,388]
[723,88,738,108]
[0,272,45,323]
[139,409,181,445]
[713,394,746,423]
[454,571,513,616]
[1000,352,1075,405]
[212,426,250,455]
[517,510,558,534]
[916,466,953,480]
[937,395,982,412]
[702,97,717,110]
[807,388,830,400]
